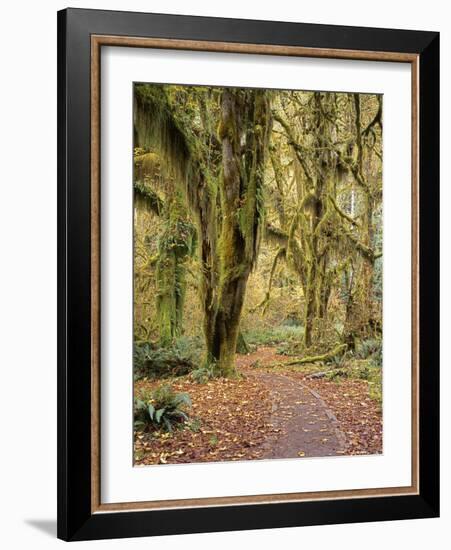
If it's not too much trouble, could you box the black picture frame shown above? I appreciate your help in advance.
[57,7,439,541]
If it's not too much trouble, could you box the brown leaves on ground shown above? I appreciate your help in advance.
[239,346,382,457]
[301,377,382,455]
[134,375,276,466]
[134,346,382,466]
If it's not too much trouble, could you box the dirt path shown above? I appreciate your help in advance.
[237,347,346,459]
[135,346,381,465]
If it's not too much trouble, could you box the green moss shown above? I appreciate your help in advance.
[154,193,196,347]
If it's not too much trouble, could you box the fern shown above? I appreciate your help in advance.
[134,337,203,380]
[134,384,192,432]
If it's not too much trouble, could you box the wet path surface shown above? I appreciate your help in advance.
[246,370,345,458]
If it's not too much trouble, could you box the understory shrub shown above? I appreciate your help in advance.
[244,325,304,348]
[325,359,382,408]
[280,314,303,327]
[355,338,382,363]
[134,336,203,380]
[190,362,220,384]
[134,384,192,432]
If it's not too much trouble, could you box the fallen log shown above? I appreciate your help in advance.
[307,371,327,379]
[307,368,348,379]
[284,343,347,366]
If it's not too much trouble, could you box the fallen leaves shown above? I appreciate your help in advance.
[134,346,383,465]
[300,377,383,456]
[239,347,383,457]
[134,374,276,465]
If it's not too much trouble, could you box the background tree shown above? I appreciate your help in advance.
[263,90,382,352]
[133,84,382,376]
[134,149,196,345]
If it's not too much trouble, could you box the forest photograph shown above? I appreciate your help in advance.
[133,82,383,466]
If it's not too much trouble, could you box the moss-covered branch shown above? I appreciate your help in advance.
[340,225,382,264]
[134,181,165,216]
[265,223,289,246]
[250,247,286,313]
[272,112,315,188]
[362,95,383,135]
[134,85,193,183]
[329,196,360,227]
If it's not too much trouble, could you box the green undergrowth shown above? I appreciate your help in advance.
[134,336,203,380]
[326,359,382,408]
[243,325,304,348]
[134,383,192,433]
[190,361,221,384]
[268,357,382,408]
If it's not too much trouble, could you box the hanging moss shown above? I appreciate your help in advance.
[134,85,193,184]
[201,88,271,376]
[155,194,197,347]
[134,151,161,182]
[134,181,164,216]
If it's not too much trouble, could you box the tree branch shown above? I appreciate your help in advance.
[329,196,360,227]
[134,181,165,216]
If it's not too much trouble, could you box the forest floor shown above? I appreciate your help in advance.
[134,346,382,466]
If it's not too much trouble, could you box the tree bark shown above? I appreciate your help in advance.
[155,194,195,346]
[202,89,270,376]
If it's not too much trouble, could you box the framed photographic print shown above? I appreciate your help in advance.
[57,8,439,541]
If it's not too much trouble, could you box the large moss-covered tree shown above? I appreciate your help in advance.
[134,84,270,376]
[264,90,382,352]
[203,89,270,375]
[134,150,196,346]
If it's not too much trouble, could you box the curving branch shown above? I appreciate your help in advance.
[134,181,165,216]
[329,196,360,227]
[250,247,287,314]
[265,223,289,247]
[362,95,383,136]
[272,113,315,188]
[339,226,382,264]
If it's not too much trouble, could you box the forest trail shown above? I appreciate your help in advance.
[237,348,346,458]
[135,345,381,465]
[133,85,384,466]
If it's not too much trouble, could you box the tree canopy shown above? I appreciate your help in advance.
[133,83,382,377]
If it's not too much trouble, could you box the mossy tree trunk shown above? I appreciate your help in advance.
[155,193,196,346]
[202,89,270,375]
[343,94,379,347]
[302,92,336,348]
[133,150,196,347]
[134,84,270,374]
